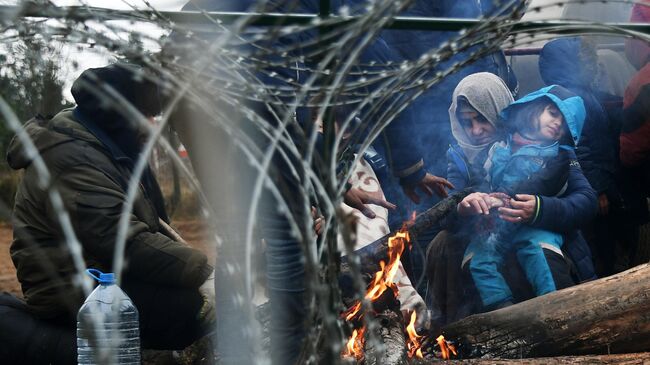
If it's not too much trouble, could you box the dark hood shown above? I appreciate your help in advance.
[539,37,599,90]
[71,63,162,160]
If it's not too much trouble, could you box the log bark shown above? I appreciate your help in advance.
[363,291,408,365]
[363,309,409,365]
[441,264,650,359]
[411,352,650,364]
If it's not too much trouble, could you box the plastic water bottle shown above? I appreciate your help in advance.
[77,269,140,365]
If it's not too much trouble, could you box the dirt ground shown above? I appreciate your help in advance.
[0,223,20,297]
[0,219,213,298]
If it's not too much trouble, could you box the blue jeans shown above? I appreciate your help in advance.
[465,226,563,307]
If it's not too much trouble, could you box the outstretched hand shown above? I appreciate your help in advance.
[344,187,397,219]
[457,192,509,216]
[402,173,455,204]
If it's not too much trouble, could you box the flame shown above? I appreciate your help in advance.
[341,228,410,322]
[406,311,424,359]
[341,224,411,360]
[342,327,365,361]
[436,335,457,360]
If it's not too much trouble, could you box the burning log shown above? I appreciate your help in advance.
[341,225,412,364]
[364,308,409,365]
[338,190,469,364]
[361,291,409,365]
[442,264,650,359]
[340,212,447,364]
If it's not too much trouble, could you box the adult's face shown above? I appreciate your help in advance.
[457,103,497,145]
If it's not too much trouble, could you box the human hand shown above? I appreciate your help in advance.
[598,193,609,216]
[344,187,397,219]
[402,173,455,204]
[486,192,510,209]
[498,194,537,223]
[198,271,216,325]
[457,192,495,216]
[311,206,325,235]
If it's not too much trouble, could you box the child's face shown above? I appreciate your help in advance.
[530,104,566,143]
[458,104,496,145]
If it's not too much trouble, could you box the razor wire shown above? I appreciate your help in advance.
[1,0,649,364]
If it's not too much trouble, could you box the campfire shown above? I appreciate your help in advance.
[341,216,457,362]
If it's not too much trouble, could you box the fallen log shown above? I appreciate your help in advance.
[442,263,650,359]
[412,352,650,364]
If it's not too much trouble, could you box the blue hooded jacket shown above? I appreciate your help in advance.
[539,37,619,194]
[496,85,596,280]
[487,85,586,197]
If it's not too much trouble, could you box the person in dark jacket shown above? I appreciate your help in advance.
[5,64,213,363]
[426,73,598,327]
[539,38,618,197]
[539,37,643,275]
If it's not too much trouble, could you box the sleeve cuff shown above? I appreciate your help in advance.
[531,195,542,224]
[395,159,425,187]
[398,165,426,187]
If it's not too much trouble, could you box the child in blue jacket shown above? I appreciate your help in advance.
[465,85,586,310]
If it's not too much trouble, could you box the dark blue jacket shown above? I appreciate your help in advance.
[539,37,619,195]
[445,144,598,281]
[446,144,489,192]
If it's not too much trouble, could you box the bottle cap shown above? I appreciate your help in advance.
[86,268,116,284]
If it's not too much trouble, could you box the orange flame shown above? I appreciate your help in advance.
[436,335,457,360]
[341,228,410,322]
[342,327,365,361]
[341,224,411,360]
[406,311,424,359]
